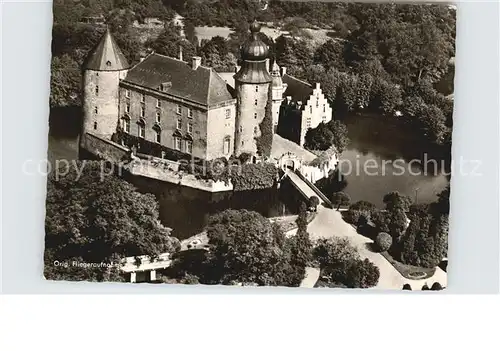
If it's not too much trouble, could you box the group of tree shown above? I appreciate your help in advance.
[343,187,450,269]
[304,119,351,153]
[44,161,180,282]
[403,282,444,291]
[167,207,312,287]
[313,237,379,288]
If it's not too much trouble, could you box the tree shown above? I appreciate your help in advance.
[431,282,443,291]
[375,232,392,252]
[331,191,351,211]
[50,54,81,108]
[314,39,346,70]
[343,201,376,225]
[304,122,335,151]
[402,283,412,290]
[148,23,196,62]
[44,161,180,282]
[304,120,350,153]
[313,237,380,288]
[203,209,305,286]
[326,120,350,153]
[383,191,412,212]
[308,196,320,212]
[199,36,237,72]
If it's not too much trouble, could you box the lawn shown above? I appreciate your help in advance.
[379,251,436,280]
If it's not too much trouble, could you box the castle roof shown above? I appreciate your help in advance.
[83,28,129,71]
[240,21,269,61]
[122,53,234,107]
[282,74,314,104]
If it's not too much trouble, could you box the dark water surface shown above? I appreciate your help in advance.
[47,112,448,239]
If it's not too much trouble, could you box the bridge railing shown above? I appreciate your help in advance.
[293,170,333,209]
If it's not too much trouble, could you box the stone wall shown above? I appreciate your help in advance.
[206,102,236,160]
[118,84,209,160]
[81,132,130,163]
[126,159,233,192]
[82,69,124,140]
[234,82,270,156]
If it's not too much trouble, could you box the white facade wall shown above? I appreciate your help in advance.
[299,83,333,146]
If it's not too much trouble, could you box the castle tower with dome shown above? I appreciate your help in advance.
[233,21,272,157]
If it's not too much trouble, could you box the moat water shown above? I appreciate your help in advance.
[47,112,448,240]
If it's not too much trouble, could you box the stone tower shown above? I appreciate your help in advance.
[270,61,286,132]
[81,28,129,141]
[233,21,272,157]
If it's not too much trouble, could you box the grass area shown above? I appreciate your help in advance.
[380,251,436,280]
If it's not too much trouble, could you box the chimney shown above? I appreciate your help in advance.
[192,56,201,70]
[179,45,183,61]
[281,67,287,76]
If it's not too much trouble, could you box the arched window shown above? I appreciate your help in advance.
[106,60,111,66]
[254,126,258,135]
[255,86,259,93]
[254,99,258,106]
[93,121,98,130]
[223,136,231,155]
[121,117,130,133]
[95,85,99,96]
[153,124,161,144]
[94,106,98,114]
[137,119,146,139]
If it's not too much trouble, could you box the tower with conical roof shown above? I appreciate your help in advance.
[233,21,272,157]
[81,28,129,140]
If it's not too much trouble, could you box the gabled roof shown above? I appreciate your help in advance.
[282,74,314,104]
[122,53,234,107]
[83,28,129,71]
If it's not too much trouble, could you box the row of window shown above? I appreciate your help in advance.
[309,104,327,114]
[124,90,195,117]
[121,118,193,154]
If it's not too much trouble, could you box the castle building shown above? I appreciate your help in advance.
[233,21,272,156]
[81,24,333,162]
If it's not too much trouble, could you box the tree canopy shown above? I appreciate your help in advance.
[44,161,180,281]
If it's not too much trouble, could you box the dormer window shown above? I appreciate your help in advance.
[106,60,111,66]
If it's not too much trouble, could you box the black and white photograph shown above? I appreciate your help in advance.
[44,0,455,290]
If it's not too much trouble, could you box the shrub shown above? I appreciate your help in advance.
[431,282,443,291]
[345,258,380,288]
[375,232,393,252]
[422,284,430,291]
[308,196,320,211]
[402,284,412,290]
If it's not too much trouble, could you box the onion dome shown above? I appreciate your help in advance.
[240,21,269,61]
[83,27,129,71]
